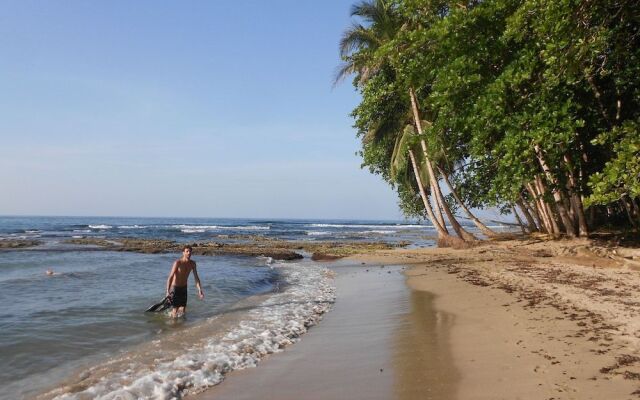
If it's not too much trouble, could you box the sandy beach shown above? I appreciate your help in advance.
[193,238,640,399]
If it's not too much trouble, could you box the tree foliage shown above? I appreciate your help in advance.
[340,0,640,237]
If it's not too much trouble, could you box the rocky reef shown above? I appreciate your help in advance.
[0,240,42,249]
[65,237,406,261]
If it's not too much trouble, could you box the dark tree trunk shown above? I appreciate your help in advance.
[516,197,539,232]
[563,154,589,236]
[512,205,527,234]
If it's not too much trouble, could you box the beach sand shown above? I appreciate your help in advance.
[193,238,640,399]
[192,263,454,400]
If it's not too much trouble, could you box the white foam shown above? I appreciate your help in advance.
[306,231,332,236]
[88,225,112,229]
[257,256,274,265]
[1,234,36,240]
[172,224,220,230]
[309,223,427,229]
[118,225,146,229]
[230,225,270,230]
[181,229,206,233]
[47,263,335,400]
[172,224,270,232]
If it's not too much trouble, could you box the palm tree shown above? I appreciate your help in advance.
[335,0,401,86]
[390,124,450,239]
[408,90,477,242]
[337,0,474,245]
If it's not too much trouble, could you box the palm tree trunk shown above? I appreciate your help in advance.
[534,145,576,237]
[409,149,460,247]
[408,149,453,243]
[431,186,448,232]
[408,88,476,242]
[437,165,498,237]
[425,175,449,232]
[426,157,476,241]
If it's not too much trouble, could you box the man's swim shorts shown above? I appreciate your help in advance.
[169,285,188,308]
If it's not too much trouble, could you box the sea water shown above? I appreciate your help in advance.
[0,216,510,399]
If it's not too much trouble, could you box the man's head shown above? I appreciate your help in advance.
[182,245,193,259]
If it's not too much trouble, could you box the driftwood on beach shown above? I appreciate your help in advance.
[64,237,408,261]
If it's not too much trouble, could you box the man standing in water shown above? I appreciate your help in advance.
[166,245,204,317]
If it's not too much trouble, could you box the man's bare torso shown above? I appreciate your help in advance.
[172,259,195,287]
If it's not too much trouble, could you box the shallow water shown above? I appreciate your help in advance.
[0,250,280,400]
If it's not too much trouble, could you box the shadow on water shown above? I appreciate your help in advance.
[394,290,460,400]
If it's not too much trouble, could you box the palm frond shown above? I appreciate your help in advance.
[350,0,400,41]
[390,124,416,181]
[332,62,358,87]
[339,23,380,58]
[363,115,401,144]
[350,0,380,21]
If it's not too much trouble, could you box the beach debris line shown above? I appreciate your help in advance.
[420,239,640,394]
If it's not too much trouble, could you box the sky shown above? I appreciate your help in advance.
[0,1,510,223]
[0,0,415,220]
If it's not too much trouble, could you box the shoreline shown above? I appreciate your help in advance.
[192,238,640,399]
[192,262,452,400]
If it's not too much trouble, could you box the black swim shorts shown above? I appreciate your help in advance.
[169,285,188,308]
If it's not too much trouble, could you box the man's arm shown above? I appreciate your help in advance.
[192,262,205,300]
[166,261,178,296]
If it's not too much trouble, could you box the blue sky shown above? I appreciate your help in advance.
[0,1,510,223]
[0,1,411,219]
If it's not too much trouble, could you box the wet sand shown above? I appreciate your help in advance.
[192,263,458,400]
[192,239,640,399]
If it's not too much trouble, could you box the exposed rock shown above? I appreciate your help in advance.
[311,253,344,261]
[64,237,405,260]
[0,240,42,249]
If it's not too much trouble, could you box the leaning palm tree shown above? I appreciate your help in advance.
[337,0,474,245]
[390,124,451,241]
[423,127,498,238]
[363,102,456,243]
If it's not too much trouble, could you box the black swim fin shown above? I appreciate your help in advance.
[145,296,171,312]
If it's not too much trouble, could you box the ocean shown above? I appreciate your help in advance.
[0,216,508,399]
